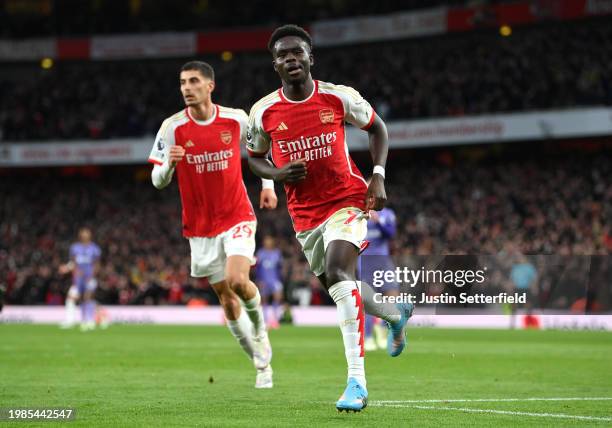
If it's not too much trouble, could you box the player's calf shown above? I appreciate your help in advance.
[212,282,242,320]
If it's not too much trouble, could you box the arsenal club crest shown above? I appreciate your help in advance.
[319,109,334,124]
[220,131,232,144]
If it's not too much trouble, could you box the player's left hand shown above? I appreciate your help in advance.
[366,174,386,211]
[260,188,278,209]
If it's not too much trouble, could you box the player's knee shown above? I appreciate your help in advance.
[226,270,250,291]
[325,266,353,286]
[217,290,239,310]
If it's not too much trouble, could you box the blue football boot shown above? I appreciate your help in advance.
[387,302,414,357]
[336,377,368,412]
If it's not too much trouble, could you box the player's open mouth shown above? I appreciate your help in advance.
[287,66,302,76]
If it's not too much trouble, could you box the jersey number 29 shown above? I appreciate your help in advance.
[232,224,253,239]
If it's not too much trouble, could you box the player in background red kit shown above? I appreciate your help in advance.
[149,61,276,389]
[247,25,414,411]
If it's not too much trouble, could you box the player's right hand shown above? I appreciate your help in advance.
[169,145,186,166]
[274,160,307,183]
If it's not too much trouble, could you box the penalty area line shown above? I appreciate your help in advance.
[372,403,612,422]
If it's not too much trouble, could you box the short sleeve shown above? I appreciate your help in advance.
[93,244,101,260]
[246,107,271,157]
[235,109,249,143]
[148,118,177,165]
[338,85,375,130]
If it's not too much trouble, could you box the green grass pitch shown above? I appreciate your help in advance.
[1,324,611,427]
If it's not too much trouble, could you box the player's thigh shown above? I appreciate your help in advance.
[322,206,368,283]
[296,226,326,277]
[222,221,256,284]
[225,255,252,286]
[325,240,360,284]
[189,236,225,283]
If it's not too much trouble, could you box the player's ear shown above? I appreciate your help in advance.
[209,80,215,93]
[309,53,314,67]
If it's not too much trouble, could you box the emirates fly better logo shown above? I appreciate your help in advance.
[186,149,233,173]
[278,131,337,162]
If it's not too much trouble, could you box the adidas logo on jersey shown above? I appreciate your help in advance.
[185,140,195,148]
[276,122,288,131]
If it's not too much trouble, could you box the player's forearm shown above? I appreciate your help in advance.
[151,163,175,189]
[367,115,389,168]
[248,157,279,180]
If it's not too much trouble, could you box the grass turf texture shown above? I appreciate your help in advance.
[1,325,611,427]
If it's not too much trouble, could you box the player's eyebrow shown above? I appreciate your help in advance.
[276,46,304,56]
[180,76,200,83]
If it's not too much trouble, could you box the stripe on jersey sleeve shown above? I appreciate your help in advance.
[360,110,376,130]
[246,147,268,158]
[148,157,163,165]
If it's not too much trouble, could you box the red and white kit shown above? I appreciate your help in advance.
[149,105,257,282]
[247,80,375,275]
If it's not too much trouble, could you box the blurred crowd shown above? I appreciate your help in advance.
[1,0,481,38]
[1,146,610,308]
[2,19,612,141]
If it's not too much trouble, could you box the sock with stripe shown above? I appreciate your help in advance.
[328,280,366,387]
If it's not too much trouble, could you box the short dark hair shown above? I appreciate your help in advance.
[268,24,312,53]
[180,61,214,81]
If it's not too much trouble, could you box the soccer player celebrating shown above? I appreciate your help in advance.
[255,235,284,328]
[59,227,101,331]
[149,61,276,389]
[247,25,413,411]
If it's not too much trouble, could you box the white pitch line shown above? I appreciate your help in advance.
[373,397,612,404]
[373,404,612,422]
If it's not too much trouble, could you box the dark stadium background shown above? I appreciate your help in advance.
[1,0,611,312]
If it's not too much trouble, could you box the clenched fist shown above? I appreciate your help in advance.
[169,145,186,166]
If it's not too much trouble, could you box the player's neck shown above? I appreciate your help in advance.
[188,101,214,121]
[282,76,315,101]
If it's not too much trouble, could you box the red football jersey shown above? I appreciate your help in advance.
[148,105,255,238]
[247,80,375,232]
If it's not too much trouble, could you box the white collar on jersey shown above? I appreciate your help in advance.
[186,104,217,126]
[280,80,318,104]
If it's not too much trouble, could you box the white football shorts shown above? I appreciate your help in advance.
[295,207,368,277]
[189,220,257,284]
